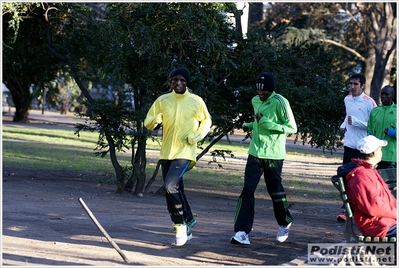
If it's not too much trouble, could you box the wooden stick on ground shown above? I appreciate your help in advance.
[78,197,129,263]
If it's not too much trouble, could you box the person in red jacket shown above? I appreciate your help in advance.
[337,135,397,238]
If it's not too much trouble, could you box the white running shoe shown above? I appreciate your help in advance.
[230,231,250,245]
[171,224,187,246]
[276,223,292,242]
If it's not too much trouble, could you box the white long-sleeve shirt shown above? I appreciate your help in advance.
[340,92,377,149]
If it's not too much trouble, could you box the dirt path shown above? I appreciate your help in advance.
[2,157,346,267]
[2,164,345,267]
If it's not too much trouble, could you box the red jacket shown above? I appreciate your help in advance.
[345,159,397,238]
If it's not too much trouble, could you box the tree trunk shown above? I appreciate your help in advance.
[369,40,396,105]
[363,49,375,98]
[234,8,243,37]
[125,131,147,195]
[4,78,31,122]
[70,74,126,193]
[107,137,124,194]
[41,8,128,195]
[144,160,161,193]
[370,53,387,105]
[12,98,30,122]
[134,134,147,194]
[249,2,263,25]
[125,133,148,195]
[364,3,396,104]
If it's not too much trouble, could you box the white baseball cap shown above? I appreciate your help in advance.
[357,135,388,154]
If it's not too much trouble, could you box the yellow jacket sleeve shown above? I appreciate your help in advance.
[144,100,163,130]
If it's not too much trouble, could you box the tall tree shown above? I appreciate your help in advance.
[249,2,264,25]
[2,3,63,122]
[261,2,397,104]
[3,2,243,194]
[353,3,396,103]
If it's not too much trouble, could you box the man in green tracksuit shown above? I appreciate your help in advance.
[367,85,397,169]
[230,72,297,245]
[144,67,212,246]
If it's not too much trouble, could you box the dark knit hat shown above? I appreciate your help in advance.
[168,69,176,79]
[256,72,274,91]
[172,67,190,83]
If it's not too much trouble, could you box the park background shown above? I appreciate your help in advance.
[2,2,396,266]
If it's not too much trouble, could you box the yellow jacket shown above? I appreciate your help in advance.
[144,90,212,165]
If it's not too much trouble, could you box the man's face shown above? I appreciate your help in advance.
[171,75,187,94]
[256,89,272,101]
[380,88,394,106]
[374,146,383,163]
[349,78,364,97]
[168,78,173,90]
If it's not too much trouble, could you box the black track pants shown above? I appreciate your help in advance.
[233,155,293,233]
[161,159,193,224]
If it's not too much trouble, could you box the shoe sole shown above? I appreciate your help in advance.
[276,236,289,243]
[171,242,186,246]
[171,238,188,246]
[230,237,250,245]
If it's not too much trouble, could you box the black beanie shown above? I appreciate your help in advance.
[168,69,176,79]
[256,72,274,91]
[172,67,190,83]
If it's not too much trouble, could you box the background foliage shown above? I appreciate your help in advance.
[3,2,394,193]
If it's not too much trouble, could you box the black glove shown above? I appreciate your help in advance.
[242,125,249,132]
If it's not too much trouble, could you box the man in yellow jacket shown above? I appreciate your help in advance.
[144,67,212,246]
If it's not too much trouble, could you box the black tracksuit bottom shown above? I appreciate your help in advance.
[233,154,293,234]
[161,159,194,225]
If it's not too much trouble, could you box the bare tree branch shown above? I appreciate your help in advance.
[343,7,375,50]
[318,38,366,61]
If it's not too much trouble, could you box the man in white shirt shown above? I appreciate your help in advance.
[340,73,377,164]
[337,73,377,222]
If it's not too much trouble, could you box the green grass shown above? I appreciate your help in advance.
[2,124,340,171]
[2,124,342,202]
